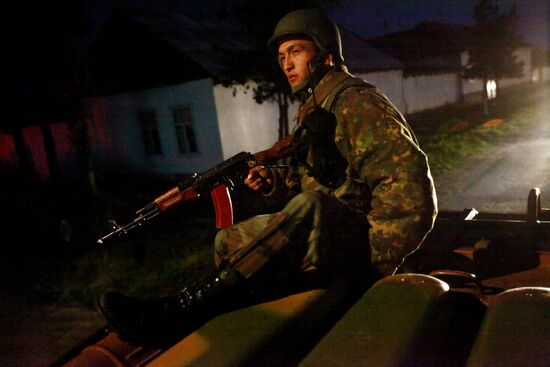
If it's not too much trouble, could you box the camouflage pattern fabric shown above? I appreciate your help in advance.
[215,190,372,281]
[216,69,437,277]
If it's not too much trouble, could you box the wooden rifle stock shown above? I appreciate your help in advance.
[152,135,294,216]
[97,136,294,244]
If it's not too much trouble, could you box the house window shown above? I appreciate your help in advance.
[173,108,198,153]
[139,111,162,155]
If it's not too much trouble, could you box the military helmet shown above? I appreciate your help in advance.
[268,8,344,64]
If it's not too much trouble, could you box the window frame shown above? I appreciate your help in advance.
[172,107,199,154]
[138,109,163,156]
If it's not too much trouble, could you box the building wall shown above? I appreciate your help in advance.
[87,78,223,176]
[0,131,17,167]
[404,73,460,113]
[0,121,76,180]
[23,125,49,180]
[213,82,299,160]
[360,70,462,114]
[461,78,485,98]
[51,122,79,176]
[0,128,47,176]
[358,70,407,113]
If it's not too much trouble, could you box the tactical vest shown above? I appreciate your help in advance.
[297,70,418,145]
[293,70,419,189]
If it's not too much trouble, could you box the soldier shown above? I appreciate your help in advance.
[98,8,437,348]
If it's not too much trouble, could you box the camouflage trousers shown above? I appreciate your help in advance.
[214,190,374,282]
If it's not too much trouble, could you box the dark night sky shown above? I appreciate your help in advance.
[329,0,549,50]
[8,0,549,98]
[74,0,550,51]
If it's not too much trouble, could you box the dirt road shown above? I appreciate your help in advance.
[0,292,105,367]
[433,104,550,213]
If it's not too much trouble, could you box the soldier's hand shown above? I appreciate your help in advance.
[245,166,274,192]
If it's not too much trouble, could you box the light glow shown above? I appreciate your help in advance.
[486,79,497,99]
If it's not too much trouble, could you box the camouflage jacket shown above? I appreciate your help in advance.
[267,69,438,272]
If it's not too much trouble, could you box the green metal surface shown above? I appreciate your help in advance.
[299,274,450,367]
[466,287,550,367]
[146,279,355,367]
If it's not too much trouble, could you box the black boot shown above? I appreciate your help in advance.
[97,268,244,348]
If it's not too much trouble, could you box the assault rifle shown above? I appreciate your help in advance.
[97,137,293,244]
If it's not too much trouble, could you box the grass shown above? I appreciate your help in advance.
[2,82,548,308]
[54,194,228,305]
[0,172,283,307]
[410,83,549,174]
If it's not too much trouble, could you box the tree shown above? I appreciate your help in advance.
[463,0,525,114]
[219,0,338,140]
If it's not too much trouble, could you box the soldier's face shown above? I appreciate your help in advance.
[277,39,319,89]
